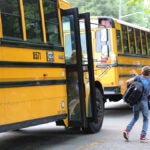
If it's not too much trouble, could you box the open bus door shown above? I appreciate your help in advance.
[62,8,104,133]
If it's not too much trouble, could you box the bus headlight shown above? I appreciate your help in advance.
[61,101,65,108]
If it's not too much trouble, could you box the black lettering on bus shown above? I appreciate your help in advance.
[33,52,41,60]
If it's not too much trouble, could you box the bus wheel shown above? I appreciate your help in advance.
[83,88,104,133]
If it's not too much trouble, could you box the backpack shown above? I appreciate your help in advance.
[123,79,144,106]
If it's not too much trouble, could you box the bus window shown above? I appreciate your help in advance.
[121,25,129,54]
[128,27,136,54]
[1,0,22,39]
[101,45,109,58]
[135,29,142,55]
[95,29,109,63]
[96,29,109,51]
[63,16,76,64]
[80,33,87,54]
[63,23,88,62]
[116,30,122,53]
[24,0,42,42]
[43,0,60,45]
[96,30,101,52]
[99,19,112,28]
[141,31,147,55]
[64,34,72,63]
[100,29,107,42]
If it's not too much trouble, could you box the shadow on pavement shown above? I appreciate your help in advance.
[0,127,84,150]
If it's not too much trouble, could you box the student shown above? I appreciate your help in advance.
[123,66,150,143]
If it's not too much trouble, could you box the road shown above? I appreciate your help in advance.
[0,100,150,150]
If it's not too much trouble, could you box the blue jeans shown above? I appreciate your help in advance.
[126,100,149,137]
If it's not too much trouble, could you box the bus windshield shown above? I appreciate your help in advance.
[96,29,110,61]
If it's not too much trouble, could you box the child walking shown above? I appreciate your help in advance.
[123,66,150,143]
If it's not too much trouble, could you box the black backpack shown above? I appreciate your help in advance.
[123,78,144,106]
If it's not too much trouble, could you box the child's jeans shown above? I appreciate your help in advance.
[126,100,149,137]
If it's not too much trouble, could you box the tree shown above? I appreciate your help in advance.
[121,0,149,28]
[127,0,150,12]
[69,0,150,28]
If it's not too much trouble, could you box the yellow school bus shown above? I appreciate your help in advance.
[90,16,150,102]
[0,0,104,133]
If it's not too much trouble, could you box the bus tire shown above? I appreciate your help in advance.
[83,88,104,133]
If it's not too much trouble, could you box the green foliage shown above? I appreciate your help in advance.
[146,9,150,14]
[127,0,150,14]
[127,0,143,5]
[68,0,150,28]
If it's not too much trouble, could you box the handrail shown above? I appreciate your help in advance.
[95,64,112,79]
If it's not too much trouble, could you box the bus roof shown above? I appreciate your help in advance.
[91,16,150,32]
[59,0,73,9]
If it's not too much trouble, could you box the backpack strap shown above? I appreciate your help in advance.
[134,75,141,82]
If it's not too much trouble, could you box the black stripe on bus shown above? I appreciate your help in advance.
[119,74,136,78]
[0,80,66,88]
[117,64,143,68]
[0,38,64,51]
[0,114,67,133]
[96,63,144,68]
[118,53,150,58]
[0,61,65,68]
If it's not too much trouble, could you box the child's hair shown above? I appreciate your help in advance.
[141,66,150,76]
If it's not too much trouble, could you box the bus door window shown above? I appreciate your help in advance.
[79,21,92,118]
[99,19,112,28]
[62,15,81,121]
[79,19,88,65]
[80,33,88,64]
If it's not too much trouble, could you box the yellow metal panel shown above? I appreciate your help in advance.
[0,68,66,82]
[59,0,72,9]
[114,20,121,30]
[110,29,117,54]
[94,67,117,86]
[117,55,150,94]
[0,85,67,125]
[0,47,65,63]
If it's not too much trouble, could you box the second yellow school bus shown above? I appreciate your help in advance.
[89,16,150,102]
